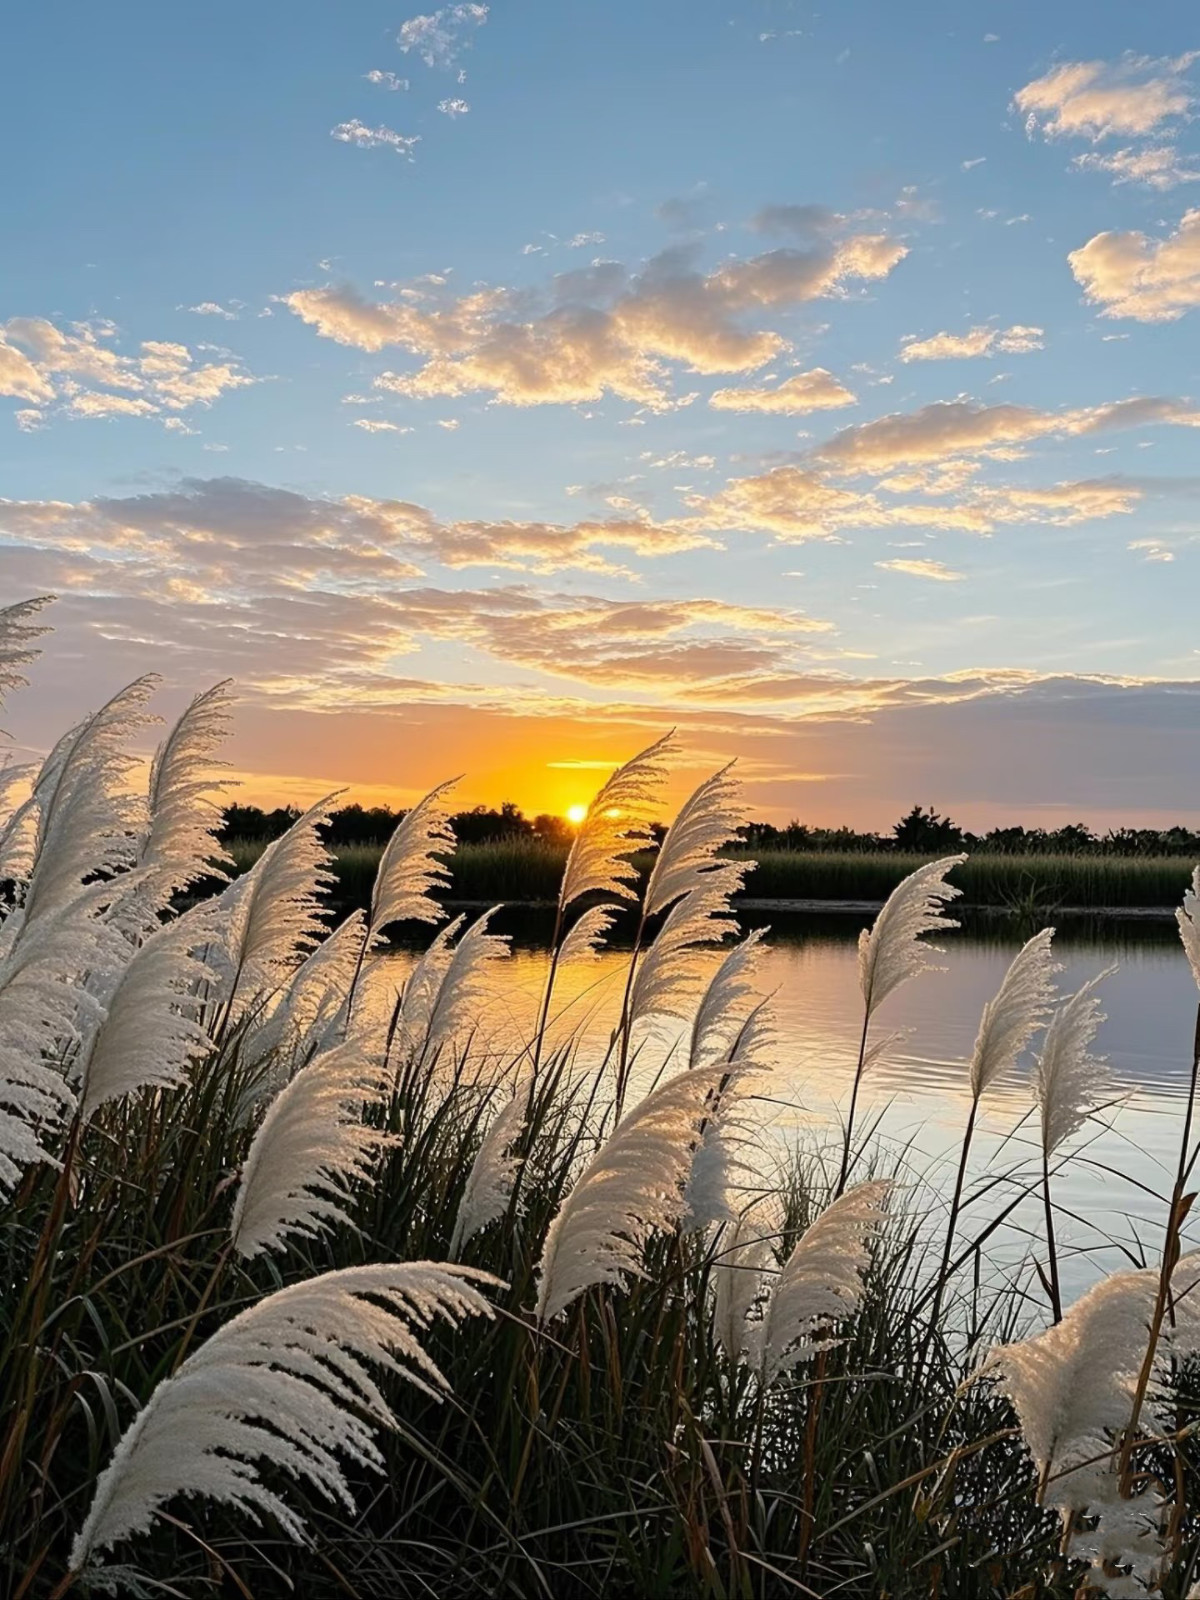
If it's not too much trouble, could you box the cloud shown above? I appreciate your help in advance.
[875,558,965,581]
[814,395,1200,473]
[397,4,487,68]
[1069,209,1200,321]
[183,301,239,320]
[365,70,409,90]
[330,120,421,157]
[0,318,253,428]
[749,204,841,239]
[898,324,1044,361]
[1073,145,1200,191]
[282,230,907,409]
[1014,53,1197,142]
[708,367,857,413]
[353,418,414,434]
[437,97,470,116]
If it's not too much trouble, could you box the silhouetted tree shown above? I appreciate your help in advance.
[892,805,965,853]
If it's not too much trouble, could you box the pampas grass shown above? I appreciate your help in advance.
[10,604,1200,1598]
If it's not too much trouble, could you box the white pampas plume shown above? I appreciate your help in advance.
[423,907,510,1058]
[0,764,37,886]
[1034,969,1114,1158]
[535,1062,732,1322]
[367,778,456,933]
[20,677,159,932]
[713,1196,784,1361]
[138,681,235,907]
[229,1040,394,1258]
[244,911,368,1077]
[0,595,53,713]
[643,761,744,917]
[689,928,767,1069]
[76,916,216,1120]
[216,793,338,1021]
[69,1261,499,1572]
[857,856,964,1018]
[0,878,129,1188]
[969,928,1059,1099]
[983,1256,1200,1530]
[683,1065,767,1234]
[558,904,616,964]
[449,1081,530,1256]
[628,862,744,1029]
[753,1180,892,1384]
[391,916,462,1061]
[1179,867,1200,990]
[557,732,675,910]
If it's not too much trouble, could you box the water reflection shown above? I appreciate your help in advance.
[385,909,1199,1299]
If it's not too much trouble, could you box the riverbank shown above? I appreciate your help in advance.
[223,838,1198,913]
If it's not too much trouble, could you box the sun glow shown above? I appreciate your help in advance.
[565,803,588,826]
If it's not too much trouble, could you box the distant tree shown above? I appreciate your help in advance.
[892,805,965,853]
[218,803,300,842]
[531,812,572,846]
[449,802,534,844]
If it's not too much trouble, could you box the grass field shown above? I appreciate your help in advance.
[225,837,1197,911]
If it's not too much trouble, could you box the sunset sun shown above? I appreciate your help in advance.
[565,803,588,826]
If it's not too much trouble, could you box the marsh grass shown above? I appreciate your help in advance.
[226,840,1195,914]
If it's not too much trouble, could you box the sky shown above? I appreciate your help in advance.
[3,0,1200,829]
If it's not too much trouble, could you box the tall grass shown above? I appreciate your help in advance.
[228,840,1196,913]
[5,601,1200,1597]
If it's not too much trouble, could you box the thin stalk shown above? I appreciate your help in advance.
[1041,1143,1063,1323]
[835,1005,873,1198]
[612,906,648,1122]
[529,902,565,1079]
[918,1095,980,1373]
[1120,1001,1200,1486]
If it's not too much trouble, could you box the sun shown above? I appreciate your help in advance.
[565,803,588,826]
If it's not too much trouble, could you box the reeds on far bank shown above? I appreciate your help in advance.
[6,595,1200,1600]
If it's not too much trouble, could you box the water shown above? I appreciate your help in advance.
[388,910,1200,1301]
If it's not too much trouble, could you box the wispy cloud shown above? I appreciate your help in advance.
[709,367,856,413]
[0,317,253,428]
[397,4,487,69]
[898,325,1044,361]
[364,70,409,91]
[1015,52,1197,142]
[330,120,421,157]
[1073,145,1200,191]
[875,558,965,581]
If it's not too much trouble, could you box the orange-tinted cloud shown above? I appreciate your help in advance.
[1069,209,1200,321]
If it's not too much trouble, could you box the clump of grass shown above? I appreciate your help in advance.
[5,597,1200,1599]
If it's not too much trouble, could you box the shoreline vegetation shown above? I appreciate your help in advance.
[224,836,1200,916]
[8,599,1200,1597]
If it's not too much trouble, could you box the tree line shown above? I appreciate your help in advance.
[219,800,1200,857]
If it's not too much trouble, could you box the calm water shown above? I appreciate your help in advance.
[389,910,1200,1299]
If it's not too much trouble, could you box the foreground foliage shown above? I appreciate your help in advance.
[4,596,1200,1598]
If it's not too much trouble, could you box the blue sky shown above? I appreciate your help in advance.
[3,2,1200,825]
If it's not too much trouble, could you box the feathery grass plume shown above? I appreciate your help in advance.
[76,915,216,1120]
[627,862,744,1031]
[216,792,339,1021]
[982,1256,1200,1590]
[684,1003,775,1232]
[713,1195,784,1362]
[1179,867,1200,990]
[689,927,767,1069]
[449,1080,531,1256]
[137,680,235,908]
[643,760,744,918]
[0,877,130,1187]
[423,907,510,1060]
[1035,969,1114,1160]
[19,677,159,934]
[557,904,617,964]
[244,911,368,1077]
[230,1040,395,1258]
[535,1062,734,1322]
[556,731,676,911]
[857,854,965,1019]
[0,594,54,713]
[390,915,463,1061]
[969,927,1059,1099]
[367,778,456,933]
[752,1180,892,1384]
[0,762,37,885]
[68,1262,500,1574]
